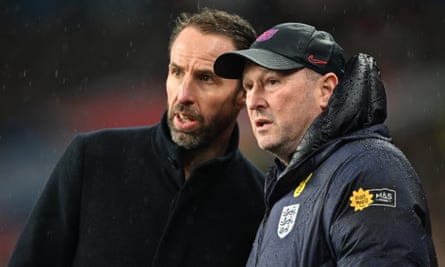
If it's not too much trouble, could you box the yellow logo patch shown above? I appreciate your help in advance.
[350,188,374,212]
[293,173,312,198]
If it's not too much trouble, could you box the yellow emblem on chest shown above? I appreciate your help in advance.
[293,173,312,198]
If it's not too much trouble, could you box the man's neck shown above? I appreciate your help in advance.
[181,128,233,180]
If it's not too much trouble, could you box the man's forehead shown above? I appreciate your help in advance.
[172,27,235,53]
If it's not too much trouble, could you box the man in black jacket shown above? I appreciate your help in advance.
[8,8,265,267]
[215,23,437,266]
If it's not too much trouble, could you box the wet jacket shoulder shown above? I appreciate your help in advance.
[8,113,265,267]
[247,54,437,267]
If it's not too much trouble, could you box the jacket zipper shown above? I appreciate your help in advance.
[254,202,272,266]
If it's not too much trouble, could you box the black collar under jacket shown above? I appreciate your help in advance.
[265,53,389,208]
[154,111,242,189]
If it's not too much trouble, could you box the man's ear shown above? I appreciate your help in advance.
[236,85,246,110]
[319,72,339,110]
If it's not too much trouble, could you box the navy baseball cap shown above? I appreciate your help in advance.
[214,22,345,79]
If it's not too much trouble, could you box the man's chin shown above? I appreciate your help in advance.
[171,132,203,150]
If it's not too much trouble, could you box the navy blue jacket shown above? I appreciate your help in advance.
[8,112,265,267]
[246,54,438,267]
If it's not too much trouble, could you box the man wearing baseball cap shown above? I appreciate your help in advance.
[215,23,438,266]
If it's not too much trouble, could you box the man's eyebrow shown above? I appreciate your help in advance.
[195,68,215,75]
[168,62,216,77]
[168,62,182,69]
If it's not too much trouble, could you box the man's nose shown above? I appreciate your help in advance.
[177,75,196,104]
[246,87,266,110]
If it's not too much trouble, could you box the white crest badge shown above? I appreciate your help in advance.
[277,204,300,239]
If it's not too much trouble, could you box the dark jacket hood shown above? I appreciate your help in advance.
[288,53,387,166]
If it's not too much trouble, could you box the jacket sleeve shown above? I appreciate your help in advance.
[8,135,85,267]
[324,143,437,267]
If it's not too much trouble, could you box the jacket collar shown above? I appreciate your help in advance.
[154,111,241,186]
[266,124,391,207]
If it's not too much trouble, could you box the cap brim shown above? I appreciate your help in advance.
[214,48,305,79]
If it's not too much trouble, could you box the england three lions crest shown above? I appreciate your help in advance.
[277,204,300,239]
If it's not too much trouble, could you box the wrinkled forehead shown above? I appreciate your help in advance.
[170,27,236,61]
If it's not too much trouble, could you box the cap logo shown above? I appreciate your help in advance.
[256,29,278,42]
[307,54,328,65]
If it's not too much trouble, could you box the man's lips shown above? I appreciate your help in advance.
[255,118,272,128]
[176,113,195,122]
[174,112,199,131]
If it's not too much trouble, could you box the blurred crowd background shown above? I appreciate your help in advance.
[1,0,444,265]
